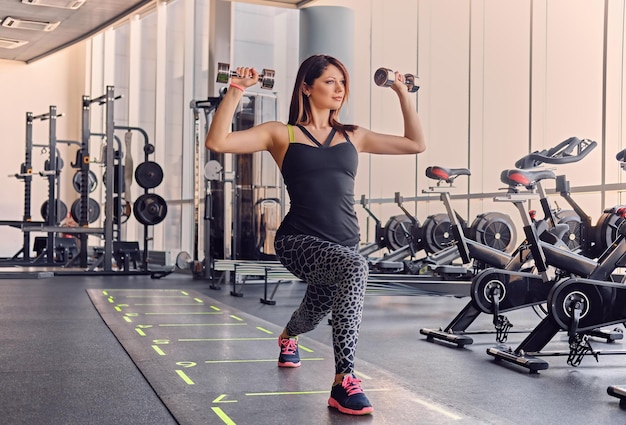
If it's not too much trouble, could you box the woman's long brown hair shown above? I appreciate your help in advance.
[287,54,357,133]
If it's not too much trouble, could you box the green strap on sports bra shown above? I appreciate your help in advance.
[287,124,295,143]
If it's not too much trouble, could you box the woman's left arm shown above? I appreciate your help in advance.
[354,71,426,155]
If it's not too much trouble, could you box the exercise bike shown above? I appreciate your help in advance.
[361,195,423,274]
[485,148,626,372]
[402,172,519,280]
[420,137,624,346]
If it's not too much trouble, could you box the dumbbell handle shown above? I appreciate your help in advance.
[374,67,419,93]
[225,69,271,79]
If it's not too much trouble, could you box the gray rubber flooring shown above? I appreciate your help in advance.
[1,272,626,424]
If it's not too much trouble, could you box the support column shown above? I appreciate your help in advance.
[300,6,355,122]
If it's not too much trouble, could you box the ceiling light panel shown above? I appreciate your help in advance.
[2,17,60,32]
[0,37,29,49]
[21,0,86,9]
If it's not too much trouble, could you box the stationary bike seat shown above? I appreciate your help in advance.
[425,166,471,183]
[500,168,556,189]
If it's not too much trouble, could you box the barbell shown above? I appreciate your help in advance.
[216,62,276,90]
[374,67,420,93]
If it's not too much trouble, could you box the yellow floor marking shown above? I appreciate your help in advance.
[256,327,273,334]
[151,345,166,356]
[158,323,247,327]
[213,394,238,403]
[178,337,274,342]
[134,303,208,306]
[299,345,314,353]
[210,306,221,311]
[211,407,236,425]
[135,328,146,337]
[229,315,243,321]
[123,316,132,323]
[175,370,195,385]
[125,295,190,298]
[354,370,372,380]
[411,397,463,420]
[144,312,222,315]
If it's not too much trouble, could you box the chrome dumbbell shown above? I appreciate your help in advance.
[216,62,276,90]
[374,67,419,93]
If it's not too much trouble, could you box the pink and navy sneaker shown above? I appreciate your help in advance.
[328,374,374,415]
[277,336,301,368]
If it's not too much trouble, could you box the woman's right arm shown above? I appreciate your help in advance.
[205,67,275,154]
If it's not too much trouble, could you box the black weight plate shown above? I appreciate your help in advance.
[70,198,101,224]
[41,200,68,224]
[113,196,132,225]
[72,170,98,193]
[135,161,164,189]
[133,193,168,225]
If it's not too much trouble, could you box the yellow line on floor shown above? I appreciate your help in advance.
[151,345,166,356]
[175,370,195,385]
[133,303,208,306]
[144,312,222,315]
[211,407,236,425]
[411,397,463,420]
[158,323,247,327]
[178,337,275,342]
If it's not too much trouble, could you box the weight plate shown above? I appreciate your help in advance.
[70,198,101,224]
[41,200,68,224]
[72,170,98,193]
[135,161,164,189]
[133,193,168,225]
[113,196,132,225]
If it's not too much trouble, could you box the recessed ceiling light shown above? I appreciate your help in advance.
[0,37,29,49]
[21,0,86,10]
[2,17,61,32]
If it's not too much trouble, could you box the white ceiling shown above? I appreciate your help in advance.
[0,0,153,63]
[0,0,315,64]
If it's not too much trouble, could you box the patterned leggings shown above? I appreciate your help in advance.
[274,234,369,374]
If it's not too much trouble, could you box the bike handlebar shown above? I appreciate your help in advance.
[515,137,597,169]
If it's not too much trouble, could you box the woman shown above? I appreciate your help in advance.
[205,54,425,416]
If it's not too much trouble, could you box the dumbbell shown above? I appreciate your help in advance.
[374,67,419,93]
[216,62,276,90]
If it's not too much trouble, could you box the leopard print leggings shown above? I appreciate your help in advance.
[274,234,369,374]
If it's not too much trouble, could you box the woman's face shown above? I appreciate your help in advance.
[306,64,346,110]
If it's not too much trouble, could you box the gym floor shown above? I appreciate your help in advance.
[1,271,625,424]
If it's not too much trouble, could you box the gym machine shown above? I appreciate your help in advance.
[9,87,170,277]
[419,137,626,348]
[484,147,626,372]
[2,106,63,265]
[177,64,281,281]
[176,92,284,279]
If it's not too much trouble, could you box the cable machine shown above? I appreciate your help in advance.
[177,91,282,280]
